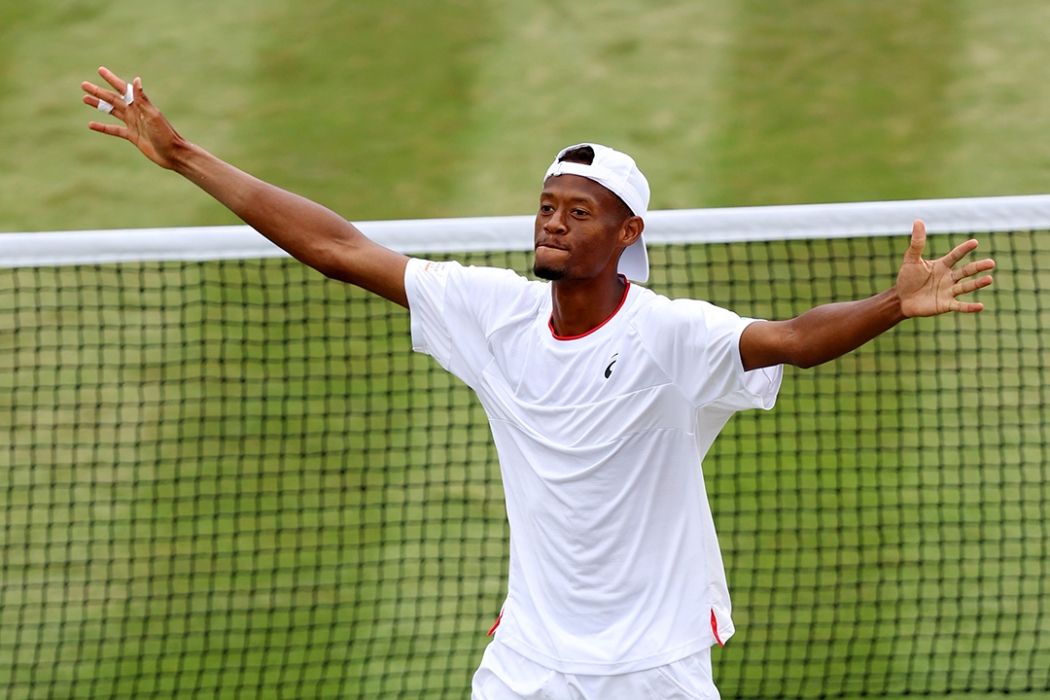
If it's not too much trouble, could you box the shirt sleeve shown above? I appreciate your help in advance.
[642,297,782,411]
[404,258,534,388]
[404,258,455,368]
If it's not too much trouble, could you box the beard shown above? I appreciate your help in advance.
[533,261,565,281]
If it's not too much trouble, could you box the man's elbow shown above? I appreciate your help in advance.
[782,332,827,370]
[790,354,822,371]
[308,237,367,283]
[296,250,347,282]
[748,325,822,371]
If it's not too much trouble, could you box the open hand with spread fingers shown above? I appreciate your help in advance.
[895,219,995,318]
[81,66,185,170]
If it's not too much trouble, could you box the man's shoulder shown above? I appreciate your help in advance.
[627,287,726,328]
[415,259,537,289]
[408,259,548,330]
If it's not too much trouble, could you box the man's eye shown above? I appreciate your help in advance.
[572,209,588,216]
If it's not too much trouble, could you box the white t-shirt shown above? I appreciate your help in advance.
[404,258,783,675]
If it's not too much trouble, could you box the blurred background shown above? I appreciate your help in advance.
[1,0,1048,233]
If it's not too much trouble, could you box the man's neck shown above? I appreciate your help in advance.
[549,275,629,338]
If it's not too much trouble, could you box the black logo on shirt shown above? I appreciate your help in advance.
[604,353,619,379]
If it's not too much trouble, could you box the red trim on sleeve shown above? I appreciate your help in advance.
[487,611,503,636]
[711,609,725,647]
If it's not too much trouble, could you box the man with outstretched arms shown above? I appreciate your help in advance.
[83,67,995,699]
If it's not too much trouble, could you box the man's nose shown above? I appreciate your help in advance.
[544,209,567,235]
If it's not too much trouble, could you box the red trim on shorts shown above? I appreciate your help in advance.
[487,610,503,636]
[549,277,630,340]
[711,609,725,647]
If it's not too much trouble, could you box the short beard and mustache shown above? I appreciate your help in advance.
[533,261,565,281]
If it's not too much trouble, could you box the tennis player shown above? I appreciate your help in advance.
[83,67,995,699]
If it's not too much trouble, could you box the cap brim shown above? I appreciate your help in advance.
[618,237,649,283]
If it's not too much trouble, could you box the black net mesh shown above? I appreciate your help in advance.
[0,231,1047,699]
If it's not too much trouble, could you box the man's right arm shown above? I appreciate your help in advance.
[82,67,409,308]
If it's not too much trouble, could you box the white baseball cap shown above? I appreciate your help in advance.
[544,143,651,282]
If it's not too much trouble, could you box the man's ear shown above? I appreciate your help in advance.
[620,216,644,247]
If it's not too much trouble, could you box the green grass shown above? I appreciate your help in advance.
[2,1,1050,232]
[707,1,963,205]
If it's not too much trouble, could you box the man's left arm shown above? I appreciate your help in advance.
[739,220,996,372]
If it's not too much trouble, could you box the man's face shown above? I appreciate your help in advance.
[533,174,634,281]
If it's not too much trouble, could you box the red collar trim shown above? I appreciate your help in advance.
[549,277,631,341]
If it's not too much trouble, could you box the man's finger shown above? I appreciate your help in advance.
[952,300,985,314]
[951,258,996,282]
[942,238,980,268]
[954,274,994,296]
[82,82,125,112]
[92,67,135,113]
[98,66,129,97]
[130,76,144,106]
[82,92,115,115]
[903,219,926,263]
[87,121,130,140]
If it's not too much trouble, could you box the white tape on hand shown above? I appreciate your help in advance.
[95,83,132,114]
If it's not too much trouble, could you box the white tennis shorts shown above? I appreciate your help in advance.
[471,641,720,700]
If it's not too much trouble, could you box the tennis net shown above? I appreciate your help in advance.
[1,196,1048,699]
